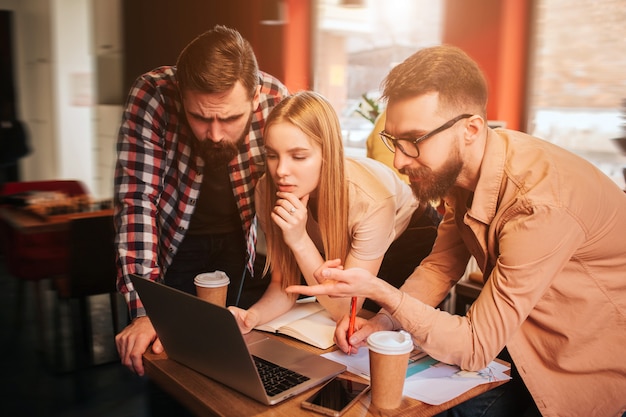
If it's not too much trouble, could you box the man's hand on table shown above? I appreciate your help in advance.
[115,316,163,376]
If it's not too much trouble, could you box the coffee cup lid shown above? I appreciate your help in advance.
[367,330,414,355]
[194,271,230,287]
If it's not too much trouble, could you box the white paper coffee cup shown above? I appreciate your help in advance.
[367,330,414,409]
[194,271,230,306]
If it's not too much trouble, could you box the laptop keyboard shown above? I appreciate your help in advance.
[252,355,310,397]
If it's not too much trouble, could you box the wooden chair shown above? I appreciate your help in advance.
[53,214,121,370]
[0,180,88,350]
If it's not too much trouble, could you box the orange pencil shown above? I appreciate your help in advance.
[347,296,357,354]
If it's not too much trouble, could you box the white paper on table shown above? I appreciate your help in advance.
[322,348,371,380]
[322,348,511,405]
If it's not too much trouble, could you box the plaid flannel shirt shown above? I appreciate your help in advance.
[114,66,288,319]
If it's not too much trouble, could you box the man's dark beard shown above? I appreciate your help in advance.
[195,112,253,167]
[197,137,240,167]
[400,143,462,202]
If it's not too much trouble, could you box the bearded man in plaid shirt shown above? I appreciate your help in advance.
[114,25,288,376]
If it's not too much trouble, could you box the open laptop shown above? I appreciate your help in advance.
[130,275,346,405]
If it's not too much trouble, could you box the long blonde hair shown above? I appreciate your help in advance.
[261,91,349,288]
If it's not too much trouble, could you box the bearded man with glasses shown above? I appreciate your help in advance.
[287,45,626,417]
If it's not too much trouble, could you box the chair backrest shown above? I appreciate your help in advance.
[1,180,88,197]
[0,180,84,280]
[64,214,117,297]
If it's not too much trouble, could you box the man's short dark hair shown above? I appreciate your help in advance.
[382,45,488,117]
[176,25,259,98]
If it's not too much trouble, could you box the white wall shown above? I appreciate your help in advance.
[50,0,94,189]
[1,0,95,192]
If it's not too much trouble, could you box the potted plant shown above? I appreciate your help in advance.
[354,93,382,125]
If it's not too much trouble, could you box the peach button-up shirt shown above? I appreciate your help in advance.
[383,129,626,417]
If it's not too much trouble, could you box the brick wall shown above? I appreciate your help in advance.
[530,0,626,109]
[528,0,626,187]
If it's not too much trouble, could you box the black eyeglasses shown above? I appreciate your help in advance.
[379,114,473,158]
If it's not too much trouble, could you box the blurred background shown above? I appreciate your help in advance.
[1,0,625,196]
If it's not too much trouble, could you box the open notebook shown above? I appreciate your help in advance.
[130,275,345,405]
[254,298,336,349]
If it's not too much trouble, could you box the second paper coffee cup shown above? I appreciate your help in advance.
[194,271,230,306]
[367,330,414,409]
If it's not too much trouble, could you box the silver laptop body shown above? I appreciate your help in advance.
[130,275,346,405]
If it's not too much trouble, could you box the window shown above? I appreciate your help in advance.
[313,0,444,156]
[312,0,626,189]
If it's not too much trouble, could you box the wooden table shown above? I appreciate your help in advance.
[143,332,510,417]
[0,206,113,234]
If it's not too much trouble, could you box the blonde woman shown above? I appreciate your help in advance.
[229,91,440,332]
